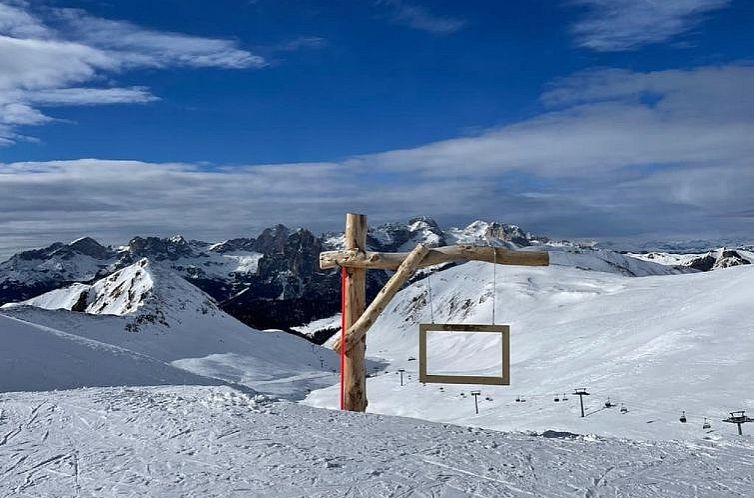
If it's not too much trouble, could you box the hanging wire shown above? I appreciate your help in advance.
[498,389,726,424]
[426,270,435,324]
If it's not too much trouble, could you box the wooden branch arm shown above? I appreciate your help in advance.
[321,245,549,270]
[333,243,430,353]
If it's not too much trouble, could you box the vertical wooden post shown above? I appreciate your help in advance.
[343,213,368,411]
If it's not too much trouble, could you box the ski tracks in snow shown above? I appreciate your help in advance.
[0,386,752,497]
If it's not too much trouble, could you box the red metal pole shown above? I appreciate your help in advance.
[339,267,347,410]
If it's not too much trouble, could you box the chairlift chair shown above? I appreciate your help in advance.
[680,411,687,423]
[703,418,711,430]
[620,403,628,414]
[554,395,560,402]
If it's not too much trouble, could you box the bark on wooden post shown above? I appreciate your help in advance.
[343,213,368,411]
[333,243,430,354]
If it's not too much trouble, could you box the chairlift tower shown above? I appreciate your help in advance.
[723,410,753,435]
[471,390,481,414]
[573,388,590,418]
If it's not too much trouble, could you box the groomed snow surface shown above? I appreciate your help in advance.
[1,386,753,497]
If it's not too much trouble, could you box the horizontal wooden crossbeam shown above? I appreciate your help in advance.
[320,245,549,270]
[333,243,429,353]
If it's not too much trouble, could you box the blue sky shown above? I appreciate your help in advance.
[1,0,753,256]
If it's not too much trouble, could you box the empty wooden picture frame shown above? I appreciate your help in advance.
[419,323,510,385]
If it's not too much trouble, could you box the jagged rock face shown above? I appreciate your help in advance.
[484,223,539,246]
[685,249,752,271]
[368,217,447,251]
[210,238,256,253]
[67,237,113,260]
[685,254,717,272]
[717,250,751,268]
[252,225,291,254]
[125,236,196,261]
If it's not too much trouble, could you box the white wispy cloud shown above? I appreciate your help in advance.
[53,8,266,69]
[570,0,731,51]
[2,63,753,256]
[0,1,264,144]
[377,0,466,35]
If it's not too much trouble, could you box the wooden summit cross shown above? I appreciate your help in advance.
[319,213,550,412]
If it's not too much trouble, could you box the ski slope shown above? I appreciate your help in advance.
[1,260,338,399]
[0,314,222,393]
[0,386,752,497]
[306,262,754,440]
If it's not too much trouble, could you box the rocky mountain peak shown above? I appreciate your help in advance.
[252,224,291,253]
[684,248,752,271]
[66,237,112,260]
[407,216,440,229]
[126,235,195,261]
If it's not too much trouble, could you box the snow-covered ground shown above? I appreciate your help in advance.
[0,314,222,393]
[306,262,754,441]
[1,386,752,497]
[1,260,338,399]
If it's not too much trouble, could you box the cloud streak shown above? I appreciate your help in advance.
[0,1,263,144]
[2,62,754,257]
[570,0,731,51]
[377,0,466,35]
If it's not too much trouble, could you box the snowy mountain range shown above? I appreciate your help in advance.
[2,217,750,345]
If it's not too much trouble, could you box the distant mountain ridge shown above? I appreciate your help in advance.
[1,217,750,343]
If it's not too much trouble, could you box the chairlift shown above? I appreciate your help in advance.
[703,418,711,430]
[620,403,628,414]
[680,411,687,423]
